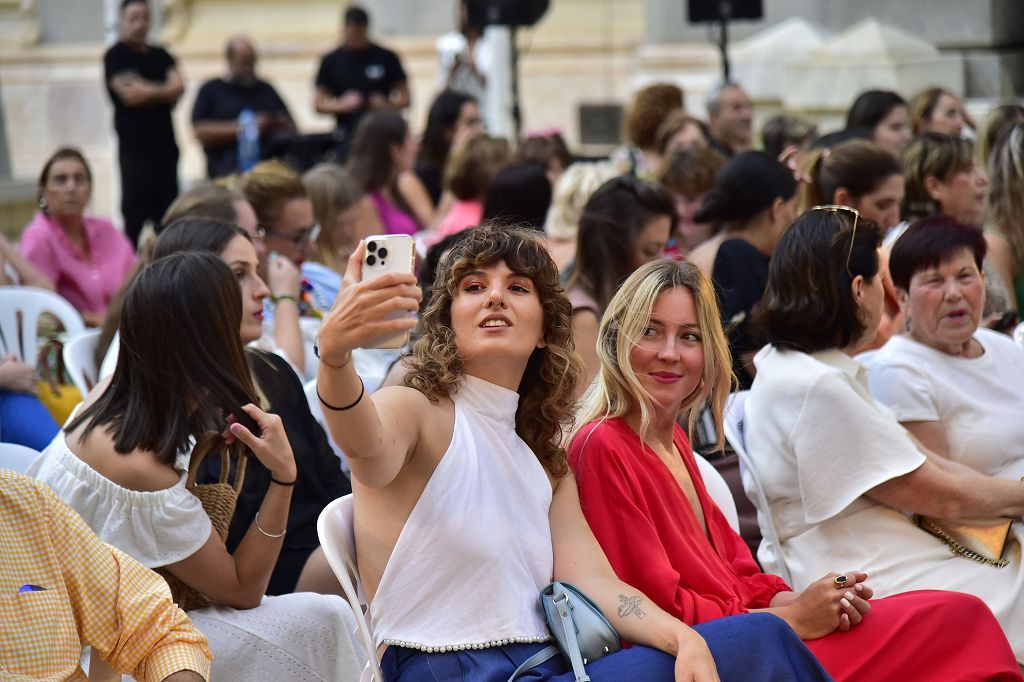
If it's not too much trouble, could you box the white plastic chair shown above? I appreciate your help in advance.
[63,329,102,395]
[722,391,793,586]
[694,455,740,534]
[304,379,352,477]
[0,286,85,361]
[0,442,40,474]
[317,495,383,682]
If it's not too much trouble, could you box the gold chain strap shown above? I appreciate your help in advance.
[914,516,1010,568]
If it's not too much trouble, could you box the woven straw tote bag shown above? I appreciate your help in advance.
[158,433,248,611]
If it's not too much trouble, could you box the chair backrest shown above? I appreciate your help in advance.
[0,443,41,474]
[63,329,103,395]
[722,391,793,585]
[317,495,383,682]
[0,286,85,362]
[694,455,740,534]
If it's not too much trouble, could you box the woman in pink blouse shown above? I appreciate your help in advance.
[20,148,136,326]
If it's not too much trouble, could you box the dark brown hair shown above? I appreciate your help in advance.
[403,223,582,477]
[38,147,92,206]
[565,175,677,313]
[755,209,883,352]
[68,252,257,466]
[889,215,986,292]
[799,140,903,212]
[657,145,727,197]
[654,111,710,155]
[517,132,573,174]
[846,90,907,132]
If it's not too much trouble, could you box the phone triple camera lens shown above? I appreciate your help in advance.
[378,247,389,259]
[366,254,377,266]
[367,241,378,252]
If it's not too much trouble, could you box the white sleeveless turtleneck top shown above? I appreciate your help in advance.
[369,375,553,652]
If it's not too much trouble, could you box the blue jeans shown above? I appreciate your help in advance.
[0,390,58,451]
[381,612,831,682]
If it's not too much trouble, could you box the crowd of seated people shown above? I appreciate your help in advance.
[11,5,1024,676]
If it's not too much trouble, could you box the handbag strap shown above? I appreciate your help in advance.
[186,433,247,493]
[507,645,560,682]
[552,590,591,682]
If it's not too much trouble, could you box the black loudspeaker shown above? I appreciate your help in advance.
[687,0,763,22]
[466,0,550,27]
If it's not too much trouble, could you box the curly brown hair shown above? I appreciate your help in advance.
[624,83,684,150]
[404,223,582,477]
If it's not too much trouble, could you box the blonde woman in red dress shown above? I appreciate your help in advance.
[569,258,1021,681]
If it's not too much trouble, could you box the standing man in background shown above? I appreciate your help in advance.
[314,5,409,161]
[104,0,183,245]
[192,36,296,179]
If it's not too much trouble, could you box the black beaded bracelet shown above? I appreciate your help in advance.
[317,377,365,411]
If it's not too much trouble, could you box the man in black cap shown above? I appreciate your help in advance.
[314,4,409,159]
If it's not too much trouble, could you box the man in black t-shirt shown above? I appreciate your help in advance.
[314,5,409,158]
[103,0,184,246]
[192,36,296,179]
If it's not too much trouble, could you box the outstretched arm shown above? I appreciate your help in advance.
[315,242,425,489]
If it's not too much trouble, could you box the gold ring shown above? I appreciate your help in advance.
[834,575,848,588]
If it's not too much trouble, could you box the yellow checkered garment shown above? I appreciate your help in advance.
[0,469,212,681]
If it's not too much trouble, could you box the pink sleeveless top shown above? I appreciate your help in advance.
[369,191,418,236]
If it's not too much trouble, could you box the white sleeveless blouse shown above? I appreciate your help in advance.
[370,375,553,652]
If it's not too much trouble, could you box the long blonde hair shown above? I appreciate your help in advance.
[986,123,1024,264]
[302,163,362,273]
[576,259,733,448]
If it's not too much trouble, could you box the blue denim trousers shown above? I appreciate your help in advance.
[380,612,831,682]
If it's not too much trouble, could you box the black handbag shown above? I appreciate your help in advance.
[508,582,622,682]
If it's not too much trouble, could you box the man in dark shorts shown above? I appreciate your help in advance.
[104,0,183,246]
[192,36,296,179]
[314,5,409,160]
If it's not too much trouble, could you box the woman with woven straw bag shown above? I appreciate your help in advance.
[745,207,1024,663]
[312,224,830,681]
[28,251,361,681]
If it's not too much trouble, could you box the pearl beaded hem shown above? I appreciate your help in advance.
[383,634,552,653]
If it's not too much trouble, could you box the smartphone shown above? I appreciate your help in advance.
[359,234,416,349]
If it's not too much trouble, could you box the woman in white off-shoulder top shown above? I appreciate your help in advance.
[29,251,360,681]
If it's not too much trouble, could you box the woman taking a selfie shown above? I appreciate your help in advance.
[313,224,830,681]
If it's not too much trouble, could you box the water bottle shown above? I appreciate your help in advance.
[237,108,260,172]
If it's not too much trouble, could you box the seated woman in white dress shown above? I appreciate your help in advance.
[745,207,1024,662]
[867,216,1024,481]
[28,252,361,681]
[312,224,830,681]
